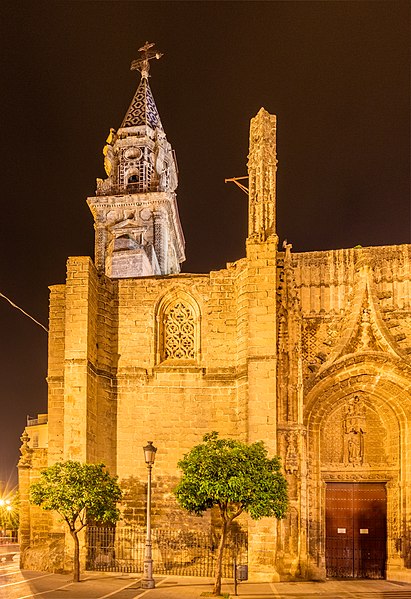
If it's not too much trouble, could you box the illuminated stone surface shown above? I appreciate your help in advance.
[19,70,411,583]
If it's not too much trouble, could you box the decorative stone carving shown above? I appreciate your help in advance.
[320,391,395,472]
[87,46,185,278]
[358,308,373,350]
[247,108,277,240]
[18,431,32,467]
[277,243,304,425]
[285,432,299,475]
[343,395,366,466]
[324,472,395,481]
[387,481,400,553]
[164,302,195,360]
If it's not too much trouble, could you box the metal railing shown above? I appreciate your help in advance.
[87,527,247,578]
[95,182,155,196]
[26,415,48,426]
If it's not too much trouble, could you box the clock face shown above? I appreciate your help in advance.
[124,147,142,161]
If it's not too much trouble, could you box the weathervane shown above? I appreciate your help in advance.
[131,41,163,79]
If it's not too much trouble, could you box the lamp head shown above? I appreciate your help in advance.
[143,441,157,465]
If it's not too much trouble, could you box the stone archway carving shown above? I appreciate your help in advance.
[303,359,411,579]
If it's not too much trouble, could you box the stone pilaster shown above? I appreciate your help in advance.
[243,109,280,580]
[63,256,99,463]
[47,285,66,465]
[153,209,168,274]
[245,237,279,581]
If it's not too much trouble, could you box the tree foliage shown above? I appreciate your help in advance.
[174,432,288,595]
[30,461,122,581]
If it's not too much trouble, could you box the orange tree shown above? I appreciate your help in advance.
[174,432,288,596]
[30,461,122,582]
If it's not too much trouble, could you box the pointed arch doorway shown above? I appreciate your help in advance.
[325,482,387,579]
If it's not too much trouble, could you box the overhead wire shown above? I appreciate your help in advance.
[0,292,49,333]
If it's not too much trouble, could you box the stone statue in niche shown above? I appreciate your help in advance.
[285,432,299,475]
[343,395,366,466]
[359,308,372,350]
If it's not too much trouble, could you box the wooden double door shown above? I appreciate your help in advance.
[325,482,387,579]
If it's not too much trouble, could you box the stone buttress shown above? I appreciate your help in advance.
[241,108,281,580]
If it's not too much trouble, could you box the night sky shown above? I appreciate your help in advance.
[0,1,409,490]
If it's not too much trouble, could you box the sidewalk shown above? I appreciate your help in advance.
[148,575,411,598]
[2,569,411,599]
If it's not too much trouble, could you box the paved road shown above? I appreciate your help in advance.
[1,559,411,599]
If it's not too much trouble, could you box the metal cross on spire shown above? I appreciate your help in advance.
[130,42,163,79]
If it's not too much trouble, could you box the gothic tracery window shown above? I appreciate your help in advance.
[163,301,195,360]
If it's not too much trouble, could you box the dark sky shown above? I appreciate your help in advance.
[0,1,409,490]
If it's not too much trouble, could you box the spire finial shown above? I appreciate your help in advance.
[130,41,163,79]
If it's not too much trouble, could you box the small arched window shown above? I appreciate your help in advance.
[164,302,195,360]
[156,293,200,364]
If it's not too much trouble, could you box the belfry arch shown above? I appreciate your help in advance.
[303,357,411,579]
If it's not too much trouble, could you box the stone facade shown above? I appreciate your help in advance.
[276,243,411,580]
[19,56,411,582]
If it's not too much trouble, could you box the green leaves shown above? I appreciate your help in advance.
[30,461,122,583]
[30,461,122,531]
[174,433,288,596]
[174,433,288,522]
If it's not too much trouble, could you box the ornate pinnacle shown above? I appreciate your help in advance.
[130,41,163,79]
[18,431,32,467]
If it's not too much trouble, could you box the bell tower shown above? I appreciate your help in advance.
[88,43,185,278]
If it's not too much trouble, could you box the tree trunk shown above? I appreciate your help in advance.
[70,529,81,582]
[213,519,229,596]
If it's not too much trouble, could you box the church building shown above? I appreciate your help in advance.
[19,44,411,582]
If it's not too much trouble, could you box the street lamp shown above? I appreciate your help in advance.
[141,441,157,589]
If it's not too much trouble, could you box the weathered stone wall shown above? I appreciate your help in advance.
[19,447,65,572]
[22,240,411,581]
[113,267,245,526]
[31,228,282,561]
[47,284,66,465]
[243,238,279,580]
[18,96,411,582]
[43,256,252,529]
[282,243,411,581]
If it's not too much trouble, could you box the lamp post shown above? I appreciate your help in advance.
[141,441,157,589]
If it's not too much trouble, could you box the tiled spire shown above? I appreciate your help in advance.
[120,41,164,130]
[120,76,163,130]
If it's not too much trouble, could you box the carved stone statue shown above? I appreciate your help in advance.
[18,431,32,468]
[285,432,299,475]
[343,395,366,466]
